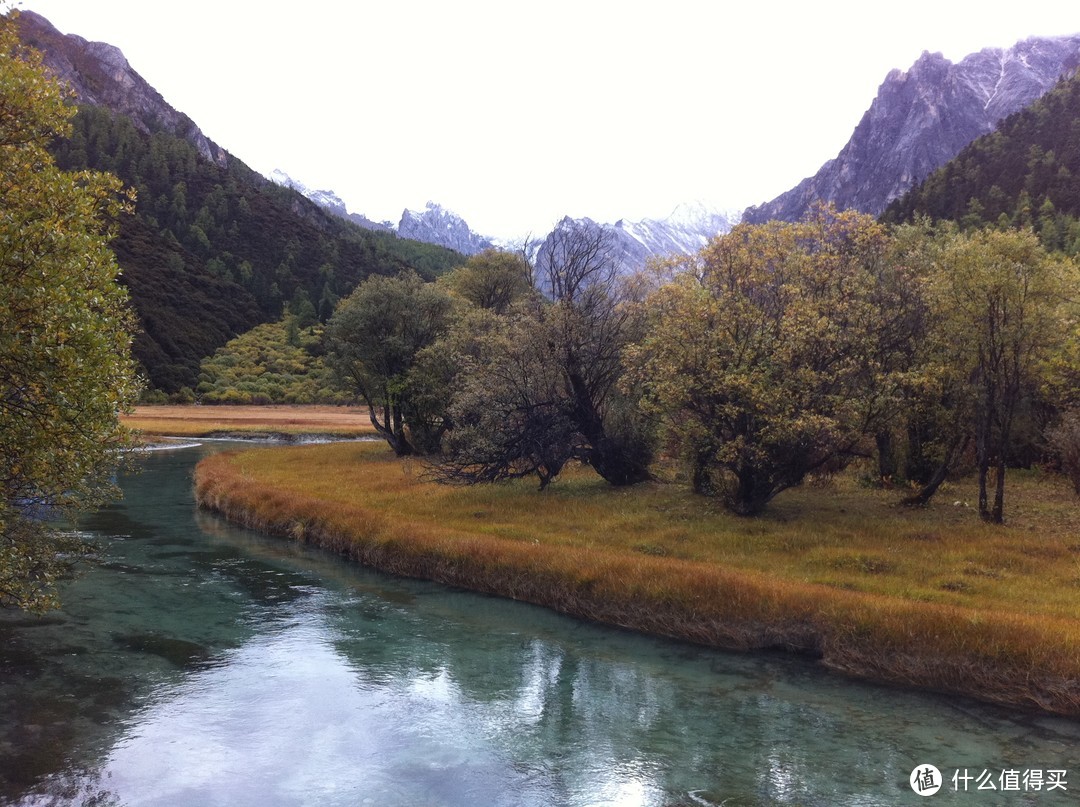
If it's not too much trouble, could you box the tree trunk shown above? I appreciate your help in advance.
[900,433,969,507]
[367,400,413,457]
[875,430,897,484]
[691,456,713,495]
[566,370,649,486]
[991,455,1006,524]
[976,397,992,520]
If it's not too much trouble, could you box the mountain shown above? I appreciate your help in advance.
[534,204,733,283]
[882,67,1080,255]
[269,169,392,232]
[397,202,495,255]
[610,203,734,263]
[744,34,1080,224]
[16,10,228,168]
[270,172,494,255]
[16,11,463,392]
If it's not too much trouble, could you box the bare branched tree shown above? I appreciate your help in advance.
[431,219,652,488]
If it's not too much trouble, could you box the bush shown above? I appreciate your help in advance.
[169,386,196,404]
[1047,410,1080,495]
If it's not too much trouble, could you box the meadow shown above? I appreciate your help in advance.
[194,440,1080,717]
[122,404,375,439]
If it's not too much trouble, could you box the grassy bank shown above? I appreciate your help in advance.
[122,404,375,438]
[193,442,1080,717]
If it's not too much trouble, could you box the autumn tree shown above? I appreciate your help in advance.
[0,12,140,610]
[925,227,1077,522]
[440,248,534,314]
[325,271,454,455]
[627,207,921,515]
[872,222,977,506]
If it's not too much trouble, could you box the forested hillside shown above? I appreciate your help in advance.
[882,68,1080,254]
[49,106,463,392]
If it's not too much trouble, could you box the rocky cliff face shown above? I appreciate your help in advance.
[743,34,1080,224]
[397,202,494,255]
[15,10,229,168]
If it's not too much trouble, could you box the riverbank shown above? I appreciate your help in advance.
[193,441,1080,717]
[122,404,375,440]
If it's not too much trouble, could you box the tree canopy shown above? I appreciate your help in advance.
[325,271,455,455]
[627,208,923,514]
[0,12,140,610]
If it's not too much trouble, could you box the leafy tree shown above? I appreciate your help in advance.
[433,221,652,488]
[325,272,454,455]
[431,308,580,489]
[440,248,534,314]
[1047,410,1080,496]
[627,208,920,515]
[0,13,140,610]
[868,222,978,506]
[926,227,1076,522]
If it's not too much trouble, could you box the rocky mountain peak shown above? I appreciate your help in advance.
[15,10,228,168]
[397,202,494,255]
[269,168,392,232]
[743,33,1080,224]
[534,204,733,285]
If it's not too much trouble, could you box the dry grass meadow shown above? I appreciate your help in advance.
[122,404,375,438]
[194,440,1080,717]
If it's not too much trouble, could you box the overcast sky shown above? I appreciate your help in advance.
[21,0,1080,240]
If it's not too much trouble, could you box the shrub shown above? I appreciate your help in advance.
[1047,410,1080,495]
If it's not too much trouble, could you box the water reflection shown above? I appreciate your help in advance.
[2,446,1079,806]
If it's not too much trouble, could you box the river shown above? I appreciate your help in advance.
[0,445,1077,806]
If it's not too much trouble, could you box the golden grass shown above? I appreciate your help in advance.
[122,404,375,438]
[194,442,1080,717]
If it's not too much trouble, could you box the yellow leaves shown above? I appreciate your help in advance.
[628,207,919,511]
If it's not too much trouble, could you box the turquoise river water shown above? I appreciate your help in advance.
[0,444,1077,806]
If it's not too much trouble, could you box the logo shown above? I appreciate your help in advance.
[911,764,942,796]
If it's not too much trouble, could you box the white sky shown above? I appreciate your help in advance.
[20,0,1080,241]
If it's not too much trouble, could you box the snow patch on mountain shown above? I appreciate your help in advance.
[744,33,1080,224]
[269,169,392,232]
[397,202,495,255]
[535,204,734,283]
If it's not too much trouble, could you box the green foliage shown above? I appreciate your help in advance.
[439,248,534,314]
[197,316,348,405]
[1047,410,1080,496]
[924,227,1077,521]
[325,272,456,454]
[627,208,921,515]
[433,223,654,489]
[883,68,1080,255]
[434,307,581,488]
[46,104,464,392]
[0,13,140,610]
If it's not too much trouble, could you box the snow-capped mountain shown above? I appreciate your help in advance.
[534,204,734,284]
[744,34,1080,223]
[268,169,391,231]
[612,202,734,262]
[397,202,495,255]
[270,166,731,264]
[268,174,496,254]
